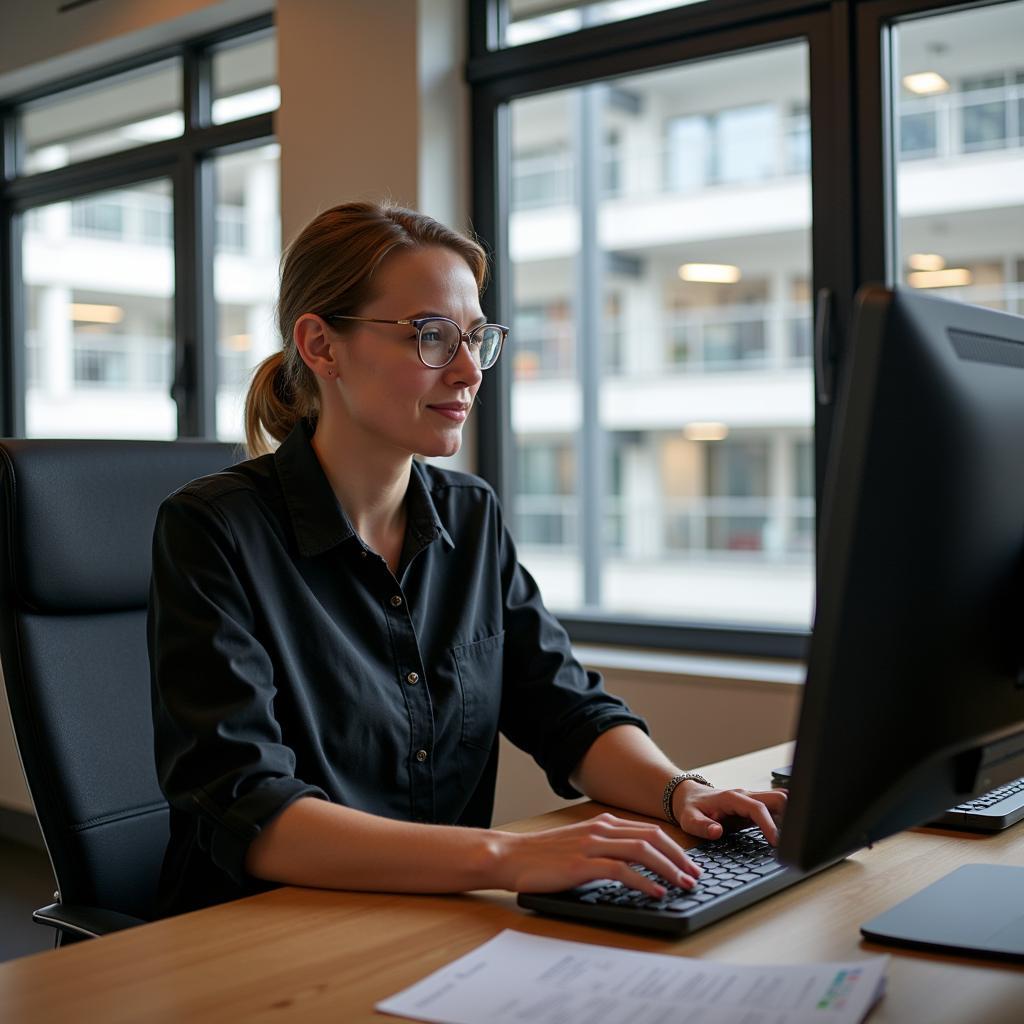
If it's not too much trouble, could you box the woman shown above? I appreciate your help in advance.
[148,202,785,917]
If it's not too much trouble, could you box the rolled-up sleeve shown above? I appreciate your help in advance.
[148,491,327,886]
[495,506,649,799]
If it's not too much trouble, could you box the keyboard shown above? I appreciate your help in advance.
[928,776,1024,831]
[517,826,827,936]
[775,763,1024,834]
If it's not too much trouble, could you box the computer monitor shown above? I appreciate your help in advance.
[778,285,1024,955]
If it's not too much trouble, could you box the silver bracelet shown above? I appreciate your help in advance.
[662,771,713,826]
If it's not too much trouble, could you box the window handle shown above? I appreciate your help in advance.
[814,288,838,406]
[171,343,193,406]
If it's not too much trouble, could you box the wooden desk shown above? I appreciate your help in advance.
[2,743,1022,1022]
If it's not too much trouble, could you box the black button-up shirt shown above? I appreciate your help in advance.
[148,421,646,916]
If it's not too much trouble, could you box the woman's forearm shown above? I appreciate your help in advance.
[569,723,683,820]
[244,793,703,899]
[244,796,507,892]
[570,724,786,844]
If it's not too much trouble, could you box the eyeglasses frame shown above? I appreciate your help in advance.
[322,313,508,370]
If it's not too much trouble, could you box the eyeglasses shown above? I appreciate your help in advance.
[324,314,508,370]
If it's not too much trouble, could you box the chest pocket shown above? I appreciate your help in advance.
[453,631,504,751]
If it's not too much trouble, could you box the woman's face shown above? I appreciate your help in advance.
[328,245,485,460]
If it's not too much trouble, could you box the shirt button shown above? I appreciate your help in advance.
[415,749,428,763]
[406,672,419,685]
[390,595,403,608]
[360,550,368,558]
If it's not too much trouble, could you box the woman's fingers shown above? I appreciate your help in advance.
[677,805,725,840]
[590,819,701,878]
[597,859,673,899]
[587,836,698,891]
[679,789,783,844]
[509,813,706,896]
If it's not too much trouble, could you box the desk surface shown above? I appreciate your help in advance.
[2,743,1022,1022]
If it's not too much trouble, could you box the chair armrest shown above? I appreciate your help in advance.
[33,902,147,940]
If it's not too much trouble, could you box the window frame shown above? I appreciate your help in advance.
[472,0,1009,658]
[0,14,276,440]
[470,0,862,659]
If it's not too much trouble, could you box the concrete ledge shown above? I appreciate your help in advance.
[574,644,805,688]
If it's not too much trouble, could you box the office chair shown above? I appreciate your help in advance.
[0,438,237,945]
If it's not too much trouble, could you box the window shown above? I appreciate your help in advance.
[19,59,183,174]
[476,0,1024,656]
[501,0,710,47]
[213,143,281,441]
[211,29,279,125]
[495,44,815,631]
[23,183,176,439]
[1,18,279,441]
[893,2,1024,313]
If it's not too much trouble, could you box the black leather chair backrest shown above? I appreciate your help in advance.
[0,439,238,921]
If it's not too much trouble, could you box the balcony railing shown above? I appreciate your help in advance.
[512,304,812,381]
[25,331,172,390]
[515,493,814,559]
[664,304,811,373]
[512,83,1024,210]
[899,80,1024,161]
[28,193,249,252]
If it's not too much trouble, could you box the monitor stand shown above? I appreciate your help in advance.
[860,863,1024,963]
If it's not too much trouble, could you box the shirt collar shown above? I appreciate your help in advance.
[407,460,455,551]
[273,420,454,557]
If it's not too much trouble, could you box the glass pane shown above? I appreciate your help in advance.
[20,61,182,174]
[507,43,815,628]
[893,1,1024,311]
[212,30,279,125]
[23,181,176,438]
[213,143,281,441]
[504,0,707,47]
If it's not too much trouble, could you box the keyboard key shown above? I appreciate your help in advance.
[668,899,699,911]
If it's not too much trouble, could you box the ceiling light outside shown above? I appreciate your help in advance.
[684,422,730,442]
[908,268,972,288]
[70,303,124,323]
[678,263,741,284]
[902,72,950,95]
[907,253,946,271]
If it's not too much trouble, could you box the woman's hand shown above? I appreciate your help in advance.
[672,781,787,845]
[494,812,702,899]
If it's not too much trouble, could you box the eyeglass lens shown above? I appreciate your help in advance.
[418,320,503,369]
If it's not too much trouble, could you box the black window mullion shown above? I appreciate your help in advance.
[172,45,217,439]
[0,203,24,438]
[5,114,274,208]
[172,153,216,439]
[0,111,17,434]
[807,1,857,521]
[184,42,213,134]
[474,85,514,504]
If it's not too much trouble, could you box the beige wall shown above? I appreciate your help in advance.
[0,680,32,813]
[492,670,801,825]
[276,1,420,243]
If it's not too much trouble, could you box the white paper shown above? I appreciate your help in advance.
[376,929,888,1024]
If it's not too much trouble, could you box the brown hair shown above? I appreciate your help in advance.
[244,201,488,457]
